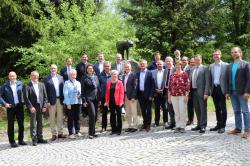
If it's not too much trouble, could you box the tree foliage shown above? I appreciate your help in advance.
[1,0,135,78]
[118,0,250,62]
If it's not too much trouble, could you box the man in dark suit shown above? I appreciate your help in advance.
[111,53,124,80]
[137,59,155,131]
[44,64,66,141]
[24,71,48,146]
[148,51,163,70]
[152,60,168,127]
[190,54,211,133]
[0,71,27,147]
[76,53,91,81]
[99,61,112,132]
[182,56,194,125]
[94,53,105,77]
[164,56,176,129]
[209,50,228,133]
[123,62,138,132]
[60,57,74,82]
[226,47,250,139]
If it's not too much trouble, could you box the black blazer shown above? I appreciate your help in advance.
[24,82,48,110]
[122,72,137,100]
[136,70,155,99]
[226,60,250,95]
[44,74,64,105]
[76,62,92,81]
[0,80,24,106]
[81,74,100,102]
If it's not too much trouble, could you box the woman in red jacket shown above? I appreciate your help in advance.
[105,70,124,135]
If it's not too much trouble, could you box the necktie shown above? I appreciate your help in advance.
[166,69,171,88]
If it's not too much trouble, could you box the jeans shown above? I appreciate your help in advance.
[230,91,250,131]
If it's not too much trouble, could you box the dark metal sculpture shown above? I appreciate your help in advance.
[116,40,133,60]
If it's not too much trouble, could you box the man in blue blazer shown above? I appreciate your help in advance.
[0,71,26,147]
[44,64,65,141]
[137,59,155,131]
[60,57,74,82]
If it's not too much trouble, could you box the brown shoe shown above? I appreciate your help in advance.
[51,135,57,141]
[227,128,241,135]
[58,134,67,139]
[242,131,250,139]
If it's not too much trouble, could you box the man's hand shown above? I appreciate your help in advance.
[243,93,250,100]
[30,107,36,113]
[131,98,135,103]
[5,103,11,109]
[47,103,51,109]
[42,108,47,112]
[149,97,154,101]
[67,104,71,110]
[225,94,230,100]
[204,95,208,100]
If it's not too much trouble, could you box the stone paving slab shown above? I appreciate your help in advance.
[0,116,249,166]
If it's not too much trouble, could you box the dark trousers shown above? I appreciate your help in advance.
[187,90,194,122]
[212,85,227,128]
[101,97,108,129]
[110,105,122,133]
[87,99,98,136]
[154,93,168,125]
[165,90,175,126]
[193,89,207,128]
[66,104,81,135]
[138,92,152,127]
[6,104,24,143]
[30,104,43,141]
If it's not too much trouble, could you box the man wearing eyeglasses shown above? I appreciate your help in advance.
[226,47,250,139]
[209,50,228,133]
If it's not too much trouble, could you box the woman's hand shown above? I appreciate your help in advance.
[67,104,71,110]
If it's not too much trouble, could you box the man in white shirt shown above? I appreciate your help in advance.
[94,53,105,77]
[44,64,66,141]
[111,53,124,80]
[24,71,48,146]
[0,72,26,147]
[152,60,168,127]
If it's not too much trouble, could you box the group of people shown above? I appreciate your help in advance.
[0,46,249,148]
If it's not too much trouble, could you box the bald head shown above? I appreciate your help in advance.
[8,71,17,83]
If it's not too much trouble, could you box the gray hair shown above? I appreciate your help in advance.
[69,69,77,75]
[110,70,119,75]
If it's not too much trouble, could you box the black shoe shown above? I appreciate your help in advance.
[37,139,48,144]
[89,135,94,139]
[130,128,138,132]
[18,140,27,146]
[110,131,116,135]
[139,125,147,131]
[125,128,132,132]
[210,126,220,131]
[93,134,98,137]
[191,126,201,131]
[218,128,225,134]
[32,141,37,146]
[10,142,18,148]
[186,121,193,126]
[199,128,206,133]
[165,125,175,130]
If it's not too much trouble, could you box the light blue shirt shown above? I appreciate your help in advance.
[10,82,19,104]
[213,62,221,85]
[232,62,239,91]
[139,69,147,91]
[63,79,82,105]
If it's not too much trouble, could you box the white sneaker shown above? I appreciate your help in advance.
[69,134,76,139]
[76,133,82,137]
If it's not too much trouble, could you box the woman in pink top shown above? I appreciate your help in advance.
[168,60,190,133]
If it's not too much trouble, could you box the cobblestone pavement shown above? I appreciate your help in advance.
[0,115,249,166]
